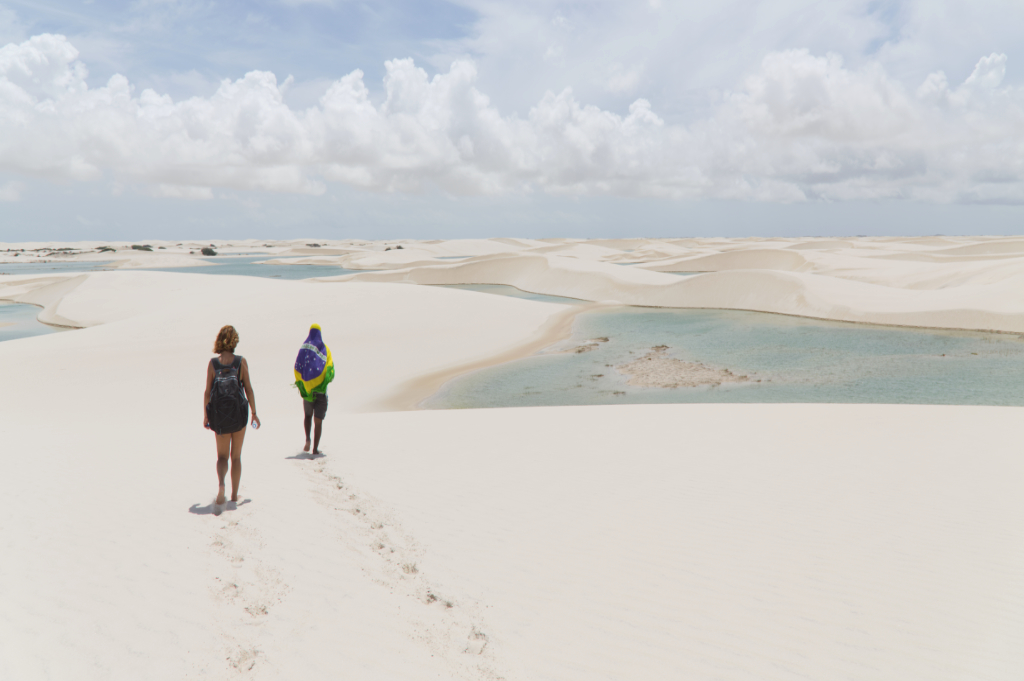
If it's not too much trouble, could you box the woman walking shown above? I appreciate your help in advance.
[204,325,260,505]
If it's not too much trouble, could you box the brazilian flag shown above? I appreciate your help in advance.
[294,324,334,401]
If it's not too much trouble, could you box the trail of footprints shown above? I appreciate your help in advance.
[300,455,509,680]
[208,512,288,675]
[204,453,509,679]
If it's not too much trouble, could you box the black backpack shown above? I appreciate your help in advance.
[208,357,247,432]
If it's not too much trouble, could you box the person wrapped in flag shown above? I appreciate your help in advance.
[294,324,334,455]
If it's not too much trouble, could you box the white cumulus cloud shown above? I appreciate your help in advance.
[2,34,1024,203]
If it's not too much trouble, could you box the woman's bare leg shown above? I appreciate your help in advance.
[313,417,323,455]
[215,433,232,504]
[229,427,246,502]
[303,411,312,452]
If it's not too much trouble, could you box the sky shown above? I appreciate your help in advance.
[2,0,1024,240]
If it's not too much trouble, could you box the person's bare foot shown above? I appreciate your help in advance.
[313,449,322,456]
[216,486,226,505]
[303,440,311,452]
[231,494,239,503]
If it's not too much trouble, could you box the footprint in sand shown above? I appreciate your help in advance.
[206,505,289,674]
[290,451,506,675]
[227,646,261,672]
[464,628,489,655]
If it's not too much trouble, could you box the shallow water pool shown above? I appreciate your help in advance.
[0,302,64,342]
[424,306,1024,408]
[145,255,367,279]
[0,260,112,275]
[0,256,367,342]
[0,255,364,280]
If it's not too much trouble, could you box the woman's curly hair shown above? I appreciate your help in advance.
[213,325,240,353]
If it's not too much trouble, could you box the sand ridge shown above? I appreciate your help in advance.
[336,250,1024,333]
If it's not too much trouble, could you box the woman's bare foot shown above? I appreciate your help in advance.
[216,486,226,505]
[231,494,239,503]
[303,440,311,452]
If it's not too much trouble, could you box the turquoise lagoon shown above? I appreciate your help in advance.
[0,255,364,280]
[0,256,366,341]
[0,302,64,342]
[423,305,1024,409]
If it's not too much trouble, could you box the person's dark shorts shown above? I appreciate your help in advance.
[303,393,328,419]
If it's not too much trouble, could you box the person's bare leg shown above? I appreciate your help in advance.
[215,433,231,504]
[313,417,323,455]
[303,410,312,452]
[229,428,246,502]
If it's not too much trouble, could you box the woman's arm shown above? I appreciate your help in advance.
[241,358,260,428]
[203,360,214,429]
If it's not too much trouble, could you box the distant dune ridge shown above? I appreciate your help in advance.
[327,236,1024,333]
[1,236,1022,679]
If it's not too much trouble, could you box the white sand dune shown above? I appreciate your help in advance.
[489,237,552,248]
[587,240,699,263]
[273,247,364,256]
[338,251,1024,332]
[103,254,213,269]
[886,236,959,246]
[585,238,660,250]
[256,256,351,267]
[869,251,1024,263]
[342,249,460,270]
[335,252,679,301]
[521,242,633,260]
[0,271,568,410]
[260,239,560,270]
[932,239,1024,256]
[641,248,811,272]
[412,238,537,257]
[604,248,702,264]
[260,250,471,271]
[2,238,1023,679]
[801,252,1024,290]
[786,239,858,250]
